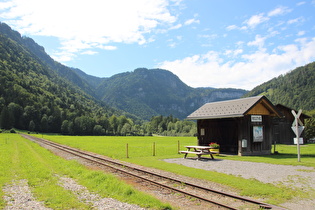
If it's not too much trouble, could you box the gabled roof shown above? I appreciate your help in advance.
[187,95,281,120]
[275,104,311,119]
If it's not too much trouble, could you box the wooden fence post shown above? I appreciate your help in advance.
[153,142,156,156]
[126,143,129,158]
[178,140,180,154]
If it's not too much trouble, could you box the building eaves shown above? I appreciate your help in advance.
[187,96,265,120]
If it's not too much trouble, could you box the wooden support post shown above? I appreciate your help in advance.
[126,143,129,158]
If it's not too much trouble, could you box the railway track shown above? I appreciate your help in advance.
[22,134,285,210]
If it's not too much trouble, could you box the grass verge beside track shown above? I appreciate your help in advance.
[0,133,172,209]
[38,134,315,205]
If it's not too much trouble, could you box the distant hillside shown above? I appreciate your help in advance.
[0,22,247,122]
[72,67,107,89]
[0,23,96,97]
[244,62,315,111]
[0,22,126,134]
[96,68,247,120]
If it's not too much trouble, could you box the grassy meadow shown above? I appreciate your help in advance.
[35,134,315,205]
[2,133,315,208]
[0,133,172,209]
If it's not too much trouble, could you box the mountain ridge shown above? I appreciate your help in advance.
[94,67,247,119]
[244,61,315,112]
[0,22,248,121]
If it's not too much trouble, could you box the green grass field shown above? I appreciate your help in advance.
[37,134,315,205]
[2,133,315,208]
[0,134,172,209]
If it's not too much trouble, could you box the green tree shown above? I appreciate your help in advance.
[40,115,48,132]
[29,120,35,132]
[61,120,69,134]
[24,106,38,126]
[109,115,118,135]
[74,116,95,135]
[93,125,104,136]
[305,118,315,140]
[0,97,5,111]
[98,116,110,134]
[68,121,74,135]
[0,106,12,129]
[8,102,23,128]
[120,123,132,136]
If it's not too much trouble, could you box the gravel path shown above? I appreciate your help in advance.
[3,179,52,210]
[3,177,145,210]
[164,158,315,187]
[58,176,145,210]
[164,158,315,209]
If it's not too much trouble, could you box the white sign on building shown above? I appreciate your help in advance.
[251,115,262,122]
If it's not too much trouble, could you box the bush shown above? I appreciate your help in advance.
[10,129,16,133]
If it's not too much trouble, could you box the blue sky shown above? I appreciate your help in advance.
[1,0,315,90]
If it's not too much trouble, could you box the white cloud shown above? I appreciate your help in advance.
[169,23,182,30]
[247,35,267,50]
[0,0,178,61]
[158,38,315,90]
[287,17,305,24]
[268,6,291,17]
[244,13,269,28]
[297,31,305,36]
[225,49,243,57]
[98,45,118,50]
[81,50,98,55]
[226,25,238,31]
[0,1,14,10]
[297,1,306,6]
[184,18,200,25]
[51,51,76,62]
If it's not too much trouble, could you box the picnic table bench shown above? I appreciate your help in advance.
[179,146,218,160]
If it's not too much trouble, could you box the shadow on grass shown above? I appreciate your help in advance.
[188,157,224,162]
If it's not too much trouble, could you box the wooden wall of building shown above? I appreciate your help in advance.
[197,115,273,156]
[239,115,273,156]
[273,105,310,145]
[197,118,239,154]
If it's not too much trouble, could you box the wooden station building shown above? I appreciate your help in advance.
[187,96,282,156]
[273,104,310,145]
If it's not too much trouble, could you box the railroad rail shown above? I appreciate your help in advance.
[22,134,285,210]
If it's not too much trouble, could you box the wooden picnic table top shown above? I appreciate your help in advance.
[181,145,216,160]
[185,145,213,149]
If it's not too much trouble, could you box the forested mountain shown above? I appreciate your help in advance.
[72,67,107,89]
[0,22,247,121]
[0,23,96,97]
[0,22,197,136]
[244,62,315,112]
[0,22,134,135]
[96,68,247,119]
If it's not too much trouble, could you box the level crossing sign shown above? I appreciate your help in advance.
[291,126,304,138]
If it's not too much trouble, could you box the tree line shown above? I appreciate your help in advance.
[0,100,196,136]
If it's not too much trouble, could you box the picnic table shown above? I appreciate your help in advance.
[179,145,217,160]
